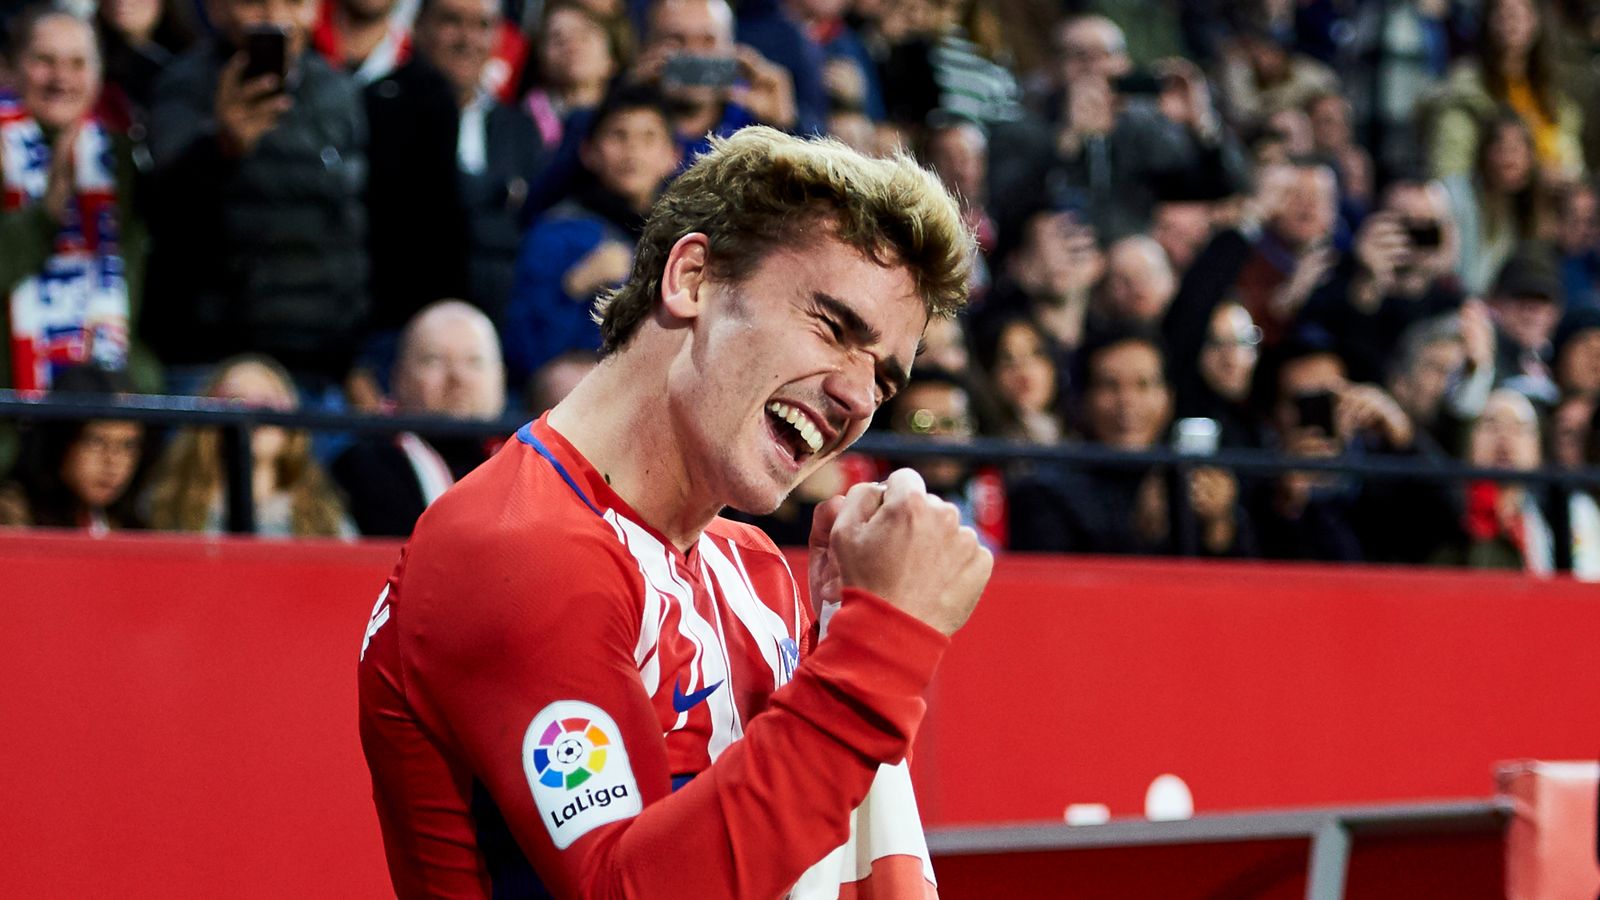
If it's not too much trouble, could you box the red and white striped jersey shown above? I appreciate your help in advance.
[358,415,947,899]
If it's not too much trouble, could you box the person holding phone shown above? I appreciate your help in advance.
[1252,336,1456,563]
[144,0,369,393]
[629,0,796,158]
[1297,177,1467,386]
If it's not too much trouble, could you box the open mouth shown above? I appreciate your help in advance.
[765,400,825,466]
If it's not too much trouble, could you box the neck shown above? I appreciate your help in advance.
[547,353,718,552]
[337,7,391,61]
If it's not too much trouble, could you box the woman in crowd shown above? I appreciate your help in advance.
[0,367,147,532]
[143,356,354,539]
[975,315,1069,445]
[1429,0,1584,181]
[1432,388,1552,572]
[520,0,632,153]
[1442,114,1544,295]
[95,0,193,128]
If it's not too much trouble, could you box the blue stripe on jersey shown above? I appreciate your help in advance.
[516,422,602,516]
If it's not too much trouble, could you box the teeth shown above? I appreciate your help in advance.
[766,401,824,454]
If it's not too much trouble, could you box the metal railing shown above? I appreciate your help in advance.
[4,391,1599,559]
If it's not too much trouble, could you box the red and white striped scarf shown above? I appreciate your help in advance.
[0,97,129,391]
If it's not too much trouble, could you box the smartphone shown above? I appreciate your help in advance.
[1404,219,1442,250]
[1111,70,1164,97]
[242,25,288,86]
[1173,418,1221,456]
[663,54,738,89]
[1294,391,1336,434]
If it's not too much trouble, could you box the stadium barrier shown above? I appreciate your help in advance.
[2,532,1596,897]
[4,391,1600,560]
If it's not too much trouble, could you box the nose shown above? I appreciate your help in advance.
[823,354,878,423]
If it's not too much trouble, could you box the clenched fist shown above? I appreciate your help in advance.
[821,469,991,636]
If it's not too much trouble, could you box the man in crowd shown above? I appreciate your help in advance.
[993,15,1247,242]
[332,301,505,537]
[360,127,989,896]
[882,368,1006,549]
[144,0,368,392]
[412,0,545,320]
[1487,247,1565,404]
[634,0,796,156]
[1300,177,1465,384]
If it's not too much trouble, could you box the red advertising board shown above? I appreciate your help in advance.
[0,532,1595,897]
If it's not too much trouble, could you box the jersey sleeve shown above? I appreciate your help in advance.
[400,523,948,899]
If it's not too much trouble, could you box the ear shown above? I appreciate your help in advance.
[659,232,711,322]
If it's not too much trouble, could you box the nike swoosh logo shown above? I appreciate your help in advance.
[671,678,723,713]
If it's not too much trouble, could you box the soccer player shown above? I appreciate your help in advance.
[358,125,992,898]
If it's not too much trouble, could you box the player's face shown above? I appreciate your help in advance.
[673,236,925,515]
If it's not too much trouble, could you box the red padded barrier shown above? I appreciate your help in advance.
[1,532,1596,897]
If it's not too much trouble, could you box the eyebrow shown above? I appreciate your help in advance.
[813,291,911,396]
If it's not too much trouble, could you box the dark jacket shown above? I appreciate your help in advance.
[144,41,369,376]
[331,433,493,537]
[364,58,471,334]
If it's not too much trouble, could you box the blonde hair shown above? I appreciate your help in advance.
[144,356,349,537]
[594,126,974,353]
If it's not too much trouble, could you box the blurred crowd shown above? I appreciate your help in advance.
[1,0,1599,574]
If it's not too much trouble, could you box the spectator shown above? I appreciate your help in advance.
[95,0,193,127]
[144,355,354,537]
[1340,0,1451,181]
[631,0,796,158]
[1555,179,1599,308]
[315,0,410,84]
[1251,339,1451,563]
[1553,305,1600,402]
[880,368,1005,550]
[1173,301,1265,450]
[333,301,504,537]
[0,366,147,532]
[1,6,152,397]
[1427,0,1584,181]
[144,0,369,391]
[1305,90,1374,210]
[975,315,1067,445]
[503,85,678,382]
[413,0,546,320]
[1441,114,1543,295]
[1095,234,1176,331]
[1216,19,1339,128]
[526,348,598,415]
[1385,304,1496,454]
[1169,159,1338,353]
[1300,177,1466,385]
[1487,246,1564,403]
[1009,329,1249,556]
[1431,388,1555,573]
[981,207,1102,353]
[993,16,1245,241]
[521,1,631,153]
[919,117,994,297]
[1149,198,1213,276]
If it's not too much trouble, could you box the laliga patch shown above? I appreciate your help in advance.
[523,700,642,849]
